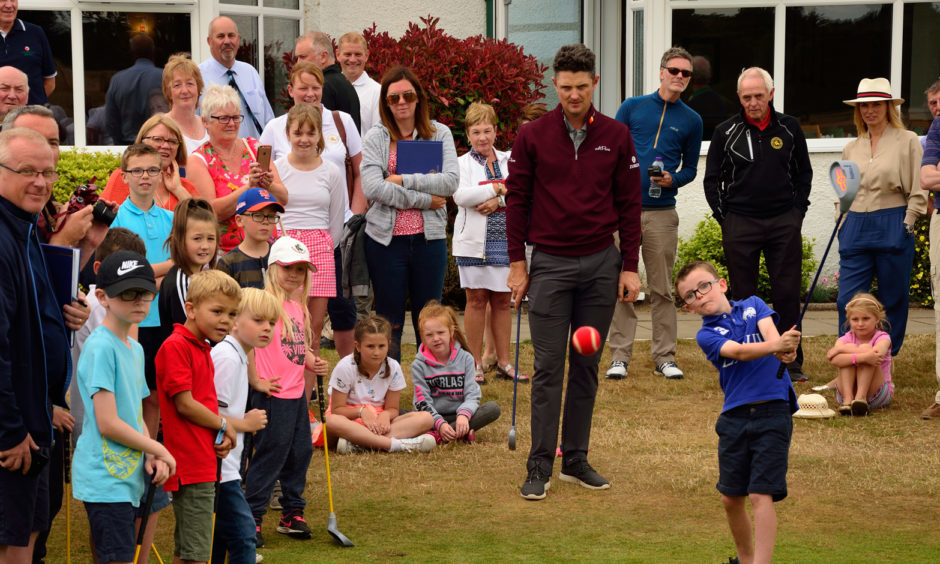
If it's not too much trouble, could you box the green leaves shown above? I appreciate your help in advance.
[52,148,121,204]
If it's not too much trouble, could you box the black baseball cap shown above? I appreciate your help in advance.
[97,251,157,296]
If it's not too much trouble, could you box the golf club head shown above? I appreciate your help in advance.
[508,427,516,451]
[327,513,354,547]
[830,160,860,214]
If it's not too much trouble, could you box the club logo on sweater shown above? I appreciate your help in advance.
[770,137,783,149]
[595,145,611,152]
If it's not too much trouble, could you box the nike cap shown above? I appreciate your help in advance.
[97,250,157,297]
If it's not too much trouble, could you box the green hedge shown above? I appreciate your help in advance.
[52,148,120,204]
[675,215,817,301]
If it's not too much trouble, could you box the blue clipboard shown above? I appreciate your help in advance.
[397,140,443,174]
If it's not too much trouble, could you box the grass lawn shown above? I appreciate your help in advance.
[47,334,939,563]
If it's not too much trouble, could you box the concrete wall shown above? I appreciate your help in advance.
[673,152,844,283]
[304,1,485,40]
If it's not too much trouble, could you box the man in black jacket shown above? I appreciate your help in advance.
[0,127,70,562]
[294,31,362,132]
[703,67,812,381]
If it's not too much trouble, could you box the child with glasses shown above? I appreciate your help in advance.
[674,260,800,564]
[217,188,284,290]
[72,251,177,564]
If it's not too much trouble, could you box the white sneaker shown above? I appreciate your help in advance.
[336,437,364,454]
[606,360,628,379]
[399,434,436,453]
[256,554,264,563]
[655,361,684,380]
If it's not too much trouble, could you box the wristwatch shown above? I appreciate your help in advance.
[904,222,915,235]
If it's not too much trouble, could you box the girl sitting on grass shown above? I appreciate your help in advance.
[826,293,893,416]
[411,301,500,444]
[325,315,436,454]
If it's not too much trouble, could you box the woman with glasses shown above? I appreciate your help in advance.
[100,113,200,210]
[361,66,459,360]
[188,84,287,253]
[163,53,208,155]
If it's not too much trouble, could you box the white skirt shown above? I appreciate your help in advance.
[458,264,510,293]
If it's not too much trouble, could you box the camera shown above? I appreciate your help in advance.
[64,179,115,227]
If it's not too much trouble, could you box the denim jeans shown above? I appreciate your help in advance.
[365,233,447,361]
[212,480,257,564]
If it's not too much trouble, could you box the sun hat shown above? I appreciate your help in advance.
[793,393,837,419]
[843,77,904,106]
[269,236,316,272]
[96,250,157,297]
[235,187,285,215]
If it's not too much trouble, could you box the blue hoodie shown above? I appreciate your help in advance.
[411,342,479,431]
[615,91,703,208]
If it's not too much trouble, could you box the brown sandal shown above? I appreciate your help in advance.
[475,365,487,385]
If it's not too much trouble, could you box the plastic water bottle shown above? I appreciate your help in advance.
[648,156,664,199]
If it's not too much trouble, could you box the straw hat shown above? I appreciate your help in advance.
[793,393,836,419]
[843,77,904,106]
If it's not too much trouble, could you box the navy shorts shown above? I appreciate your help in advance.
[84,501,136,563]
[327,245,357,331]
[715,400,792,502]
[0,451,50,546]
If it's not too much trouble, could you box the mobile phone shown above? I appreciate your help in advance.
[257,145,272,172]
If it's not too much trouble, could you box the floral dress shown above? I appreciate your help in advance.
[194,137,259,252]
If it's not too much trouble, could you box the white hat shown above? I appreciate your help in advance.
[269,236,316,272]
[843,77,904,106]
[793,393,836,419]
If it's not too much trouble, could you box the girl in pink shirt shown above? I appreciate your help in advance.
[826,293,893,416]
[244,236,328,544]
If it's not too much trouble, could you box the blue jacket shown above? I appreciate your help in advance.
[615,91,703,208]
[0,196,70,450]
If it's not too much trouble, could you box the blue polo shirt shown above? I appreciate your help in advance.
[111,198,173,327]
[0,19,57,105]
[696,296,796,414]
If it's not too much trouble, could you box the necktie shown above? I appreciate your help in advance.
[227,69,263,136]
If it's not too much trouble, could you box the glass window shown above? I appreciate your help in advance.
[263,17,299,115]
[228,14,259,68]
[18,10,72,144]
[672,8,774,141]
[785,5,891,139]
[507,0,582,110]
[82,12,192,146]
[265,0,299,9]
[902,2,940,134]
[632,9,643,98]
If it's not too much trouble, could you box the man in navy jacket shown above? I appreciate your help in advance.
[0,127,71,561]
[507,44,641,501]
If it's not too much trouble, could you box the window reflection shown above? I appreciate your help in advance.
[18,10,72,144]
[902,2,940,134]
[673,8,774,141]
[508,0,581,111]
[263,17,298,115]
[784,5,890,139]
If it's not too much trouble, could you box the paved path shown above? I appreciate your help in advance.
[402,306,935,344]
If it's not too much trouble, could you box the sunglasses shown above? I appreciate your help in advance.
[117,289,156,302]
[663,66,693,78]
[387,90,418,105]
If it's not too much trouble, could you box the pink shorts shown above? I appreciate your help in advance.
[836,380,892,409]
[279,228,336,298]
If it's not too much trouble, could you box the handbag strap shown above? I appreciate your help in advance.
[332,110,350,160]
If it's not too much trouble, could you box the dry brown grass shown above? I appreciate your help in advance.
[47,335,939,563]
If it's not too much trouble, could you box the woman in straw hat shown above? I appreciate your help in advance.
[836,77,927,357]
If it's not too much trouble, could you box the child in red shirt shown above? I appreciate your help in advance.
[156,270,241,564]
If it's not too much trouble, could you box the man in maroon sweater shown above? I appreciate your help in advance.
[507,44,642,501]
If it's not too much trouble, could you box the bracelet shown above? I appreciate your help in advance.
[852,353,857,365]
[358,406,364,419]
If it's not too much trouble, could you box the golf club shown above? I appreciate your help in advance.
[133,480,157,564]
[151,544,166,564]
[776,160,860,378]
[314,374,354,547]
[208,401,228,564]
[508,302,522,451]
[64,430,71,564]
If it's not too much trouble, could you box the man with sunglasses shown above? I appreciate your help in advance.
[704,67,812,382]
[0,127,72,562]
[606,46,702,382]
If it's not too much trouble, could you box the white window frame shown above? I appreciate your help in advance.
[19,0,302,150]
[621,0,934,153]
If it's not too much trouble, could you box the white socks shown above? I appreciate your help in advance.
[389,437,403,452]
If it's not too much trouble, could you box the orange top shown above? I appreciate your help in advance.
[100,168,201,212]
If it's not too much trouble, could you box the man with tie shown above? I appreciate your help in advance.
[198,16,274,139]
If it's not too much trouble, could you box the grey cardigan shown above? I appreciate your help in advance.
[360,120,459,245]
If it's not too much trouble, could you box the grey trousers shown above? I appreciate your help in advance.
[442,401,501,431]
[526,244,621,470]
